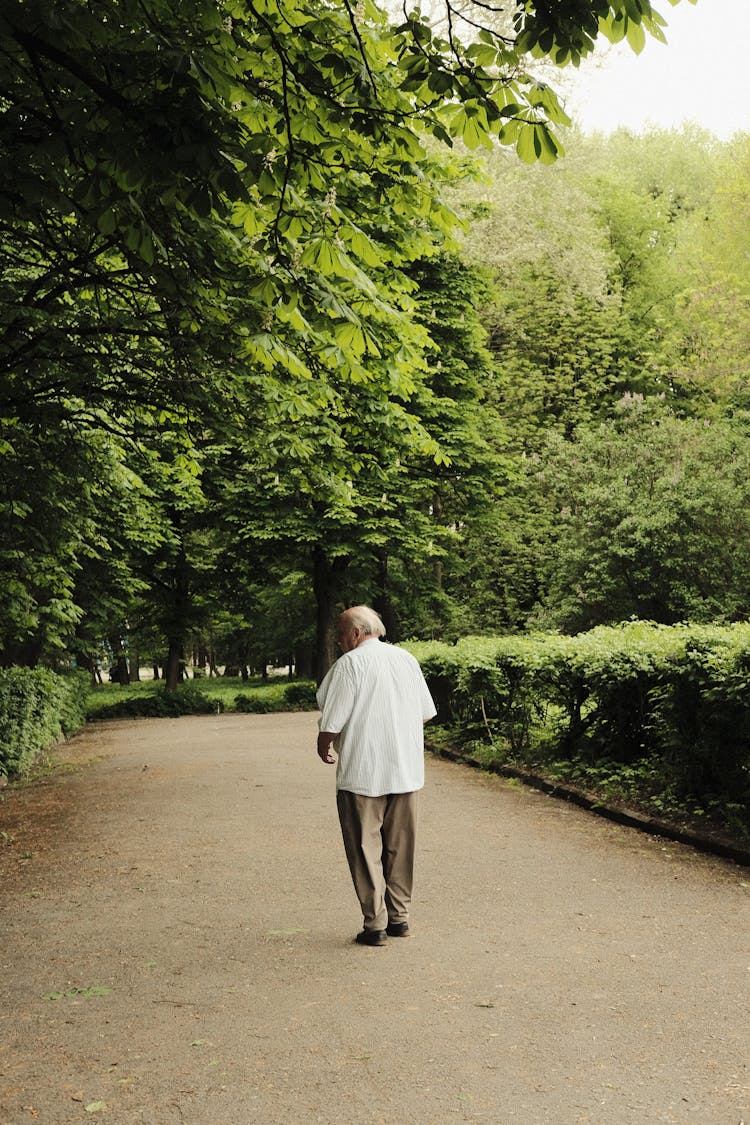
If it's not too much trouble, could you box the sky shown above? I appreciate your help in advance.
[562,0,750,138]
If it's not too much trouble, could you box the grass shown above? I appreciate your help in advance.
[85,675,318,721]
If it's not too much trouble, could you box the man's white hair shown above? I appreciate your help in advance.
[344,605,386,637]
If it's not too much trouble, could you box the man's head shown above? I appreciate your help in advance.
[337,605,386,652]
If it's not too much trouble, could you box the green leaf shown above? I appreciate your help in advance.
[96,208,118,236]
[534,123,562,164]
[334,320,367,356]
[625,18,647,53]
[341,225,383,268]
[138,234,155,265]
[515,125,538,164]
[300,237,336,274]
[450,106,492,151]
[466,43,498,68]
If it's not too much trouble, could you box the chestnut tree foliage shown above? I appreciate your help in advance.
[0,0,694,674]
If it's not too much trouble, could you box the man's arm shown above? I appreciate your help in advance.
[317,731,337,764]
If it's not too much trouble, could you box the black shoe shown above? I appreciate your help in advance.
[355,929,387,947]
[386,921,410,937]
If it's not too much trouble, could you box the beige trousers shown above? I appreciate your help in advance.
[336,789,418,932]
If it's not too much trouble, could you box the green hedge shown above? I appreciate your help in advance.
[0,667,90,780]
[406,622,750,838]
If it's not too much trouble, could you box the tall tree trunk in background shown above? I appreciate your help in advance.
[373,550,397,640]
[108,633,129,684]
[164,638,182,691]
[164,547,190,691]
[312,547,348,682]
[294,645,313,680]
[432,489,444,593]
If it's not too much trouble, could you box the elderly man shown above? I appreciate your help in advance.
[316,605,437,946]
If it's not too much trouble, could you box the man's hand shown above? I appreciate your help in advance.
[317,731,337,764]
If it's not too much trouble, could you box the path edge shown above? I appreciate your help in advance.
[429,746,750,869]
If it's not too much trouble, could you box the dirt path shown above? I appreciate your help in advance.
[1,713,748,1125]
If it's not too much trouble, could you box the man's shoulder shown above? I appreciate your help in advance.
[354,641,419,668]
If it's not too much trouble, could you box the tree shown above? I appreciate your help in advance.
[209,248,513,673]
[2,0,680,404]
[0,0,686,670]
[0,414,159,668]
[532,396,750,631]
[662,133,750,406]
[452,126,732,447]
[387,252,513,639]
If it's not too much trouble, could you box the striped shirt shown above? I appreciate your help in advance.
[316,638,437,797]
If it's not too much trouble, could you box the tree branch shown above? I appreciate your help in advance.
[8,23,133,114]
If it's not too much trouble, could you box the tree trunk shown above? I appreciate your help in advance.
[108,634,129,684]
[164,640,182,691]
[163,547,191,692]
[373,551,398,640]
[74,653,101,686]
[312,547,348,682]
[432,489,444,593]
[294,645,314,680]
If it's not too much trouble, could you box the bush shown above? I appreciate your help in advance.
[282,681,318,710]
[233,680,317,714]
[0,668,89,779]
[234,693,276,713]
[87,682,219,720]
[405,622,750,840]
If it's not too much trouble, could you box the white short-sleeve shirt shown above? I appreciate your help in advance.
[316,638,437,797]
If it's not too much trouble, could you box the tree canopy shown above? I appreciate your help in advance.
[2,0,720,677]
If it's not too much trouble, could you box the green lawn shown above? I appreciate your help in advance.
[86,676,318,720]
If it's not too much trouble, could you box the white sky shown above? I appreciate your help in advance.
[562,0,750,138]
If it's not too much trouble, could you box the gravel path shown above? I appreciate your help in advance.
[0,712,748,1125]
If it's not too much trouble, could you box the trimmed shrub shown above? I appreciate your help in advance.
[0,668,89,779]
[282,681,318,710]
[234,681,317,714]
[234,693,276,713]
[405,622,750,838]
